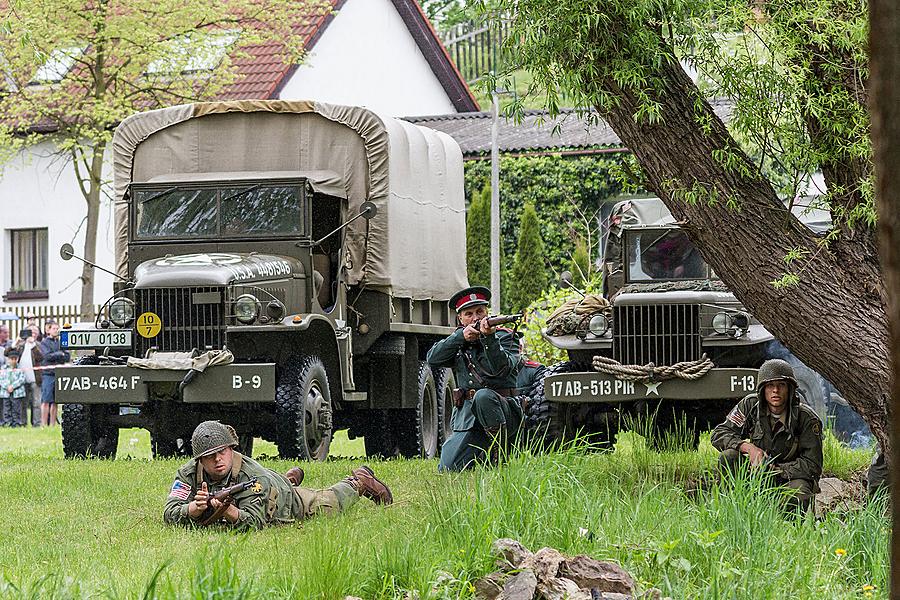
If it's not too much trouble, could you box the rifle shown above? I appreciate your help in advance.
[198,477,259,526]
[470,313,523,331]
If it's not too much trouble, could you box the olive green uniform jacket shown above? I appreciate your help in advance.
[710,391,824,484]
[427,328,521,471]
[163,453,356,530]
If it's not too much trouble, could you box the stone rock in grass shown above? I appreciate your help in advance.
[535,576,591,600]
[499,569,538,600]
[559,555,635,594]
[815,477,863,517]
[474,572,507,600]
[493,538,534,570]
[527,547,566,582]
[596,593,631,600]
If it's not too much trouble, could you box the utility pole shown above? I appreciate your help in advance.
[490,91,501,313]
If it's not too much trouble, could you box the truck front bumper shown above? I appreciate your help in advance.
[545,368,758,403]
[54,363,276,404]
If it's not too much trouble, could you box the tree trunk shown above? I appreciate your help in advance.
[869,0,899,594]
[79,143,105,322]
[591,50,890,454]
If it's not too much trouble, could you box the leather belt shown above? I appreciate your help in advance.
[464,387,515,398]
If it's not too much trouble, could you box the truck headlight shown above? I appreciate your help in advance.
[234,294,260,324]
[109,298,135,327]
[712,312,733,334]
[588,314,609,336]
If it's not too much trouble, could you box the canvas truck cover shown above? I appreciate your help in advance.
[112,100,467,300]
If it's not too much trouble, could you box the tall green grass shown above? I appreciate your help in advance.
[0,427,884,599]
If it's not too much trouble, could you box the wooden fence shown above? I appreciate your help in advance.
[0,304,104,337]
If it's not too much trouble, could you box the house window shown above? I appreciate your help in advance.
[8,229,48,296]
[31,47,83,84]
[145,30,240,75]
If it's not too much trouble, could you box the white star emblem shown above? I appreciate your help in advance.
[643,381,661,396]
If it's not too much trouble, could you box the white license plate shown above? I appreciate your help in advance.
[61,330,132,348]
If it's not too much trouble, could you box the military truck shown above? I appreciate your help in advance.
[534,196,833,448]
[55,100,466,460]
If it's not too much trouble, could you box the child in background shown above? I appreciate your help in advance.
[0,348,26,427]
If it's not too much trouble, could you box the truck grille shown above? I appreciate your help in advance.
[613,304,701,366]
[134,287,225,357]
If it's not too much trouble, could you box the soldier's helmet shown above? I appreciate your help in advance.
[756,359,797,392]
[191,420,239,458]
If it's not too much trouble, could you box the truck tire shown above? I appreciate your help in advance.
[525,361,595,447]
[397,361,440,458]
[364,409,399,458]
[276,356,333,461]
[62,403,120,459]
[61,356,119,459]
[433,367,456,449]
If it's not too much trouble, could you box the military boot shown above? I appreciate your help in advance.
[344,465,393,505]
[285,466,305,486]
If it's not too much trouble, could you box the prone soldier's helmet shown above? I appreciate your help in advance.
[191,420,239,458]
[756,359,797,393]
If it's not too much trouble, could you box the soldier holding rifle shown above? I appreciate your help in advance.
[164,421,392,529]
[427,286,523,471]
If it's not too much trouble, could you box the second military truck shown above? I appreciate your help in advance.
[56,100,466,460]
[536,197,831,448]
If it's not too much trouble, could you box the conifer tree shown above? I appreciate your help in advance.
[509,203,549,312]
[466,184,491,287]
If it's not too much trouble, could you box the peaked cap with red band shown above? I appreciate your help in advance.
[449,286,491,312]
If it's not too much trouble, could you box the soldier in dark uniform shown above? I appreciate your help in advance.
[711,359,823,512]
[164,421,392,529]
[428,286,522,472]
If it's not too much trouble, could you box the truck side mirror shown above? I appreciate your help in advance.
[560,271,574,288]
[60,243,75,261]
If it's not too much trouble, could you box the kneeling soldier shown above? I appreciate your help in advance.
[428,286,522,472]
[711,359,823,512]
[164,421,392,529]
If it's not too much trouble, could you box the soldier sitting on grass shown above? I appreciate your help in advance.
[427,286,522,472]
[711,359,823,512]
[163,421,392,529]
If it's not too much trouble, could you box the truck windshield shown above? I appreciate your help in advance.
[624,228,714,282]
[134,184,305,239]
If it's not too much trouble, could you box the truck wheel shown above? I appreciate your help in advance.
[397,361,440,458]
[276,357,333,461]
[434,367,456,448]
[61,356,119,459]
[61,403,119,459]
[364,409,399,458]
[525,361,593,448]
[790,363,828,421]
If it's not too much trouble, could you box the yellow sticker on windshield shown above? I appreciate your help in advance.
[137,312,162,338]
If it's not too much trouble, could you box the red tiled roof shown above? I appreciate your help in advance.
[221,8,337,101]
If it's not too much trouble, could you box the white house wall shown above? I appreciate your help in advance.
[278,0,456,116]
[0,141,116,309]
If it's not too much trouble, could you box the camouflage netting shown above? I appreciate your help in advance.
[616,280,729,295]
[544,295,610,336]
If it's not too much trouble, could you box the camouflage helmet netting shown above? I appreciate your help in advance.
[756,359,798,391]
[191,420,239,458]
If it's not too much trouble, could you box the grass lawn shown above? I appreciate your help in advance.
[0,426,885,599]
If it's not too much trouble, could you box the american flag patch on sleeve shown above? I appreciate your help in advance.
[169,480,192,500]
[727,406,746,427]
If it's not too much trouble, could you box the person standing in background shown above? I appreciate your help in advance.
[38,320,67,426]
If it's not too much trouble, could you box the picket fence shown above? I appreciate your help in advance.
[0,304,104,337]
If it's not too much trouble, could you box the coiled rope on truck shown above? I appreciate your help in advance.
[545,294,610,336]
[592,354,715,383]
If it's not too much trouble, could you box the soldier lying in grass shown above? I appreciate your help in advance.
[711,359,823,512]
[163,421,392,529]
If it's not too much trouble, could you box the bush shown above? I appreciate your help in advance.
[508,203,549,312]
[466,184,492,287]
